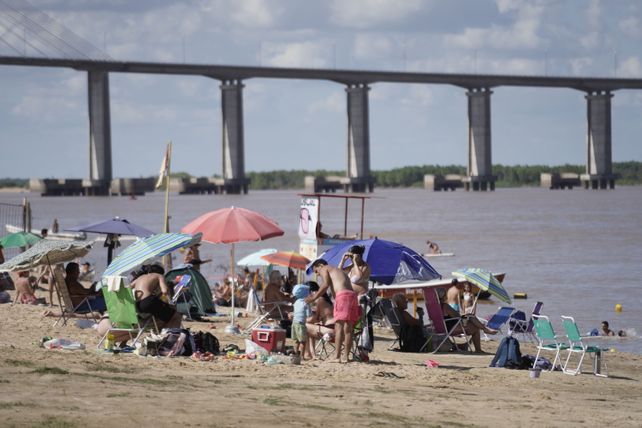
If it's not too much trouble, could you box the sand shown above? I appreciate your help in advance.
[1,290,641,428]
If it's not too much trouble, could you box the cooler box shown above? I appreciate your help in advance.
[251,325,286,353]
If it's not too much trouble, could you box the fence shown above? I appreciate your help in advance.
[0,199,31,259]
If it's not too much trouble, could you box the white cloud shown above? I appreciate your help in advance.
[230,0,283,28]
[445,1,543,50]
[617,56,642,77]
[264,41,330,68]
[400,86,434,107]
[619,16,641,38]
[580,0,602,49]
[568,57,593,75]
[330,0,424,28]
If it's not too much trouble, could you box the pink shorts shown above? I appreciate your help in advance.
[333,290,361,323]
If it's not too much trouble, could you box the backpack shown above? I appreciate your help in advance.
[158,328,195,357]
[193,331,220,355]
[490,336,527,369]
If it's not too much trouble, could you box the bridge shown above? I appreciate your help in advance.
[3,55,642,193]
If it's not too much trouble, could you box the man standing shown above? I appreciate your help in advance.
[306,259,360,363]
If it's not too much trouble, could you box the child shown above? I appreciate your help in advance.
[462,282,475,314]
[290,284,311,359]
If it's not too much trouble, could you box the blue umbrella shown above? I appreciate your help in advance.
[102,232,202,278]
[66,217,155,263]
[313,238,441,284]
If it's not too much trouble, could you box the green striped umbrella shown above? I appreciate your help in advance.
[102,232,202,277]
[452,267,512,304]
[0,239,92,272]
[0,232,42,249]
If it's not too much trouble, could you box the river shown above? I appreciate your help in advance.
[1,186,641,354]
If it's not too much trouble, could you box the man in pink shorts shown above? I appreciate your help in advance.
[306,259,361,363]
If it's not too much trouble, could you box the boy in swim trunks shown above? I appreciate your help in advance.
[306,259,360,363]
[290,284,312,359]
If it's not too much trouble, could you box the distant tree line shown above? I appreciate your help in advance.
[2,161,641,189]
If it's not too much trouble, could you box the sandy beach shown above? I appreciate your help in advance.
[1,287,641,428]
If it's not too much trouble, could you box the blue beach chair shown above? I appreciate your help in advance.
[482,306,515,339]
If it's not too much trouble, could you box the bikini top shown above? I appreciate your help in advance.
[350,272,369,286]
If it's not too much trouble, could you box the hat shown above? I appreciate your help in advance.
[292,283,310,299]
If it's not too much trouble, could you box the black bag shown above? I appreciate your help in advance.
[490,336,527,369]
[158,328,195,357]
[193,331,220,354]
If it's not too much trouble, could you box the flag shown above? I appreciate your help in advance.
[155,143,172,189]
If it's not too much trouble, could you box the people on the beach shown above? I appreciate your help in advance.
[51,218,59,234]
[214,278,233,306]
[305,280,335,358]
[183,244,202,271]
[290,284,312,359]
[262,270,292,318]
[601,321,615,336]
[462,282,475,314]
[306,258,360,363]
[65,262,106,311]
[441,282,497,353]
[40,228,48,239]
[391,293,427,352]
[78,262,95,283]
[131,264,182,329]
[426,240,441,255]
[0,243,4,265]
[13,270,43,305]
[340,244,373,359]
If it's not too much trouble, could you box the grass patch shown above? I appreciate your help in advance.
[35,416,78,428]
[263,396,285,406]
[74,372,171,386]
[302,403,338,412]
[0,401,32,409]
[106,392,131,398]
[5,359,36,368]
[83,362,135,374]
[32,367,69,375]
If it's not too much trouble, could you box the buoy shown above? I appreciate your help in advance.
[513,292,528,299]
[615,303,623,313]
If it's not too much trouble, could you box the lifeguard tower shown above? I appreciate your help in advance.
[298,193,370,261]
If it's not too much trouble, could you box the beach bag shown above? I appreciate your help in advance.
[158,328,195,357]
[193,331,220,355]
[490,336,526,369]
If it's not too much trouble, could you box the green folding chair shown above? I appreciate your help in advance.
[561,316,609,377]
[532,314,568,371]
[97,284,157,349]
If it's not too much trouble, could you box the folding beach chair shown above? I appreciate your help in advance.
[315,320,364,361]
[97,280,158,349]
[481,306,515,340]
[560,316,609,377]
[380,299,401,350]
[170,274,192,320]
[532,314,568,371]
[52,267,100,327]
[423,287,470,353]
[510,301,543,343]
[243,300,292,334]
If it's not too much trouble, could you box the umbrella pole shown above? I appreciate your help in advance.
[225,243,240,334]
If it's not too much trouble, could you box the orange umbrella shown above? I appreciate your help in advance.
[261,251,310,270]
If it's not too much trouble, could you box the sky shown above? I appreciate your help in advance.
[0,0,641,179]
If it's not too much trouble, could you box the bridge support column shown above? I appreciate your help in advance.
[344,84,374,193]
[88,70,112,195]
[464,88,496,191]
[581,91,615,189]
[220,80,249,194]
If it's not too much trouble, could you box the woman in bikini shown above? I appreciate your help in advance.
[339,245,373,359]
[305,281,335,358]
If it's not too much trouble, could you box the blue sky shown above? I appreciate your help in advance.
[0,0,641,179]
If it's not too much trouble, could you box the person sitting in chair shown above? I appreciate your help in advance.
[391,293,426,352]
[65,262,106,312]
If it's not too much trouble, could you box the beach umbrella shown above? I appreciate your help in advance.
[236,248,278,267]
[102,232,202,278]
[261,251,310,270]
[0,232,42,249]
[181,206,284,334]
[452,267,512,304]
[66,217,155,264]
[0,239,92,272]
[314,238,440,285]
